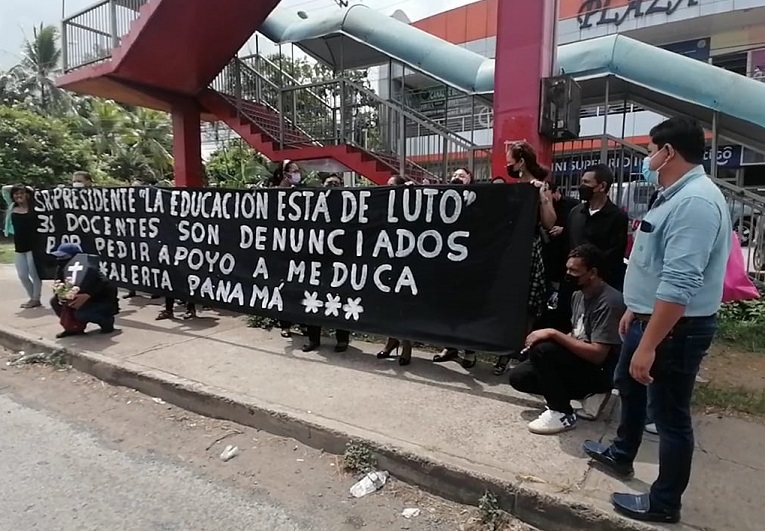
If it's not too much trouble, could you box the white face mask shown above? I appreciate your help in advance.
[72,182,86,188]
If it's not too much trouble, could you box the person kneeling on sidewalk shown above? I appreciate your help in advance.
[50,243,119,339]
[509,244,625,435]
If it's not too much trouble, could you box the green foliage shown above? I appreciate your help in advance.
[254,54,380,150]
[717,293,765,352]
[477,491,509,530]
[15,24,69,113]
[0,105,91,187]
[206,139,272,187]
[693,383,765,417]
[342,441,377,474]
[245,314,278,330]
[0,23,174,187]
[0,240,14,264]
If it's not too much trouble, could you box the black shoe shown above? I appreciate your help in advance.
[302,342,320,352]
[432,349,458,363]
[334,342,349,353]
[611,493,680,523]
[583,440,635,479]
[100,325,115,334]
[493,355,510,375]
[122,291,136,300]
[56,330,85,339]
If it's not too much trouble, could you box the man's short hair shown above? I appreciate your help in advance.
[73,171,93,182]
[649,116,705,165]
[585,164,614,191]
[568,244,605,275]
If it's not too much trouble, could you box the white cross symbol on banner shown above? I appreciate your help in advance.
[68,261,84,285]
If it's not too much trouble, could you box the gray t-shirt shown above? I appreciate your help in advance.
[570,284,626,364]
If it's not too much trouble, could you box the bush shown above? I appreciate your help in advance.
[717,296,765,352]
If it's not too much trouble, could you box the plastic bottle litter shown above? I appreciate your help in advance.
[402,508,420,519]
[219,445,240,462]
[349,471,389,498]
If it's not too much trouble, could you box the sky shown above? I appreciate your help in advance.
[0,0,478,70]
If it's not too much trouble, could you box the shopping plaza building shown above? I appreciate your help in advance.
[377,0,765,190]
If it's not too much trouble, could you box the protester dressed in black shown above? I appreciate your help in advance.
[568,164,628,291]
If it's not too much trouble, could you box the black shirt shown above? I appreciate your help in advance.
[543,196,580,283]
[568,199,629,290]
[11,211,37,253]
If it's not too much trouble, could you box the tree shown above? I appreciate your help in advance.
[206,139,272,187]
[122,107,174,179]
[237,54,381,151]
[0,22,176,186]
[0,105,92,188]
[14,24,69,113]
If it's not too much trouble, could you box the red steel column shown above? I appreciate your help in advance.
[172,99,203,187]
[491,0,558,179]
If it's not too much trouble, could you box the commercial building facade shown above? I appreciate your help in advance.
[380,0,765,189]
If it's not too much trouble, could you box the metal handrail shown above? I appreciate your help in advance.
[569,134,765,204]
[240,52,477,151]
[343,78,478,151]
[237,58,335,115]
[63,0,110,24]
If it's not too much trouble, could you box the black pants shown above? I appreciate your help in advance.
[279,320,292,330]
[508,340,613,414]
[165,298,195,314]
[306,325,349,345]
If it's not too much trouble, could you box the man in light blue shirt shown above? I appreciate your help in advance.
[582,116,731,524]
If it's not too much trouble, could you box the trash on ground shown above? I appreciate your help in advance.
[151,397,166,405]
[219,445,240,462]
[402,508,420,518]
[349,470,389,498]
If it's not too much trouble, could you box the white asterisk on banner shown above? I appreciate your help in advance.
[301,291,324,313]
[324,294,343,317]
[342,297,364,321]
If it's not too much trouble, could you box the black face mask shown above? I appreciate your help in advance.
[506,165,521,179]
[578,185,597,202]
[564,273,584,289]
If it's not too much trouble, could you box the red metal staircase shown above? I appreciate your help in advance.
[58,0,282,108]
[201,58,478,185]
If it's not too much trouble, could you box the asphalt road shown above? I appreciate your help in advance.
[0,393,317,531]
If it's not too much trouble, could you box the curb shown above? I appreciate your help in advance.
[0,327,658,531]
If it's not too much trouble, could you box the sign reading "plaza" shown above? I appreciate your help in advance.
[578,0,699,29]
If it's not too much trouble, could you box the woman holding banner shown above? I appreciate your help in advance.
[491,141,555,375]
[432,168,479,369]
[3,184,42,309]
[303,174,352,353]
[270,160,303,338]
[376,175,414,365]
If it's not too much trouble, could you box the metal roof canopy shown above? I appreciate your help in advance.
[296,34,391,72]
[579,76,765,155]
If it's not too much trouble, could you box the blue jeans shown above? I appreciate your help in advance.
[51,297,115,330]
[610,317,716,512]
[14,251,42,301]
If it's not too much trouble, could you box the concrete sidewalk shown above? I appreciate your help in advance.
[0,265,761,531]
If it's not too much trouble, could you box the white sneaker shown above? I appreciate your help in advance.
[528,409,577,435]
[645,423,658,435]
[576,393,611,421]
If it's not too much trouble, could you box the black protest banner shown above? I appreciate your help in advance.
[34,185,538,351]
